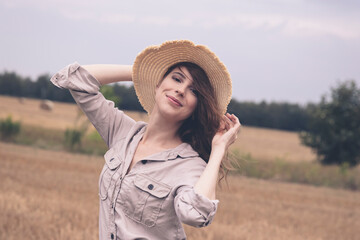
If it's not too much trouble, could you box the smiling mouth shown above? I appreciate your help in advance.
[166,95,183,107]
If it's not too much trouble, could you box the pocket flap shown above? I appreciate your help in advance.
[134,174,172,198]
[104,148,122,170]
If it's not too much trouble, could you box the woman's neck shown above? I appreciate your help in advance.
[141,112,183,148]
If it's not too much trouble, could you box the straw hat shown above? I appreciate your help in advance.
[132,40,232,115]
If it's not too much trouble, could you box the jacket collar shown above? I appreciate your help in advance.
[143,143,199,161]
[134,123,200,161]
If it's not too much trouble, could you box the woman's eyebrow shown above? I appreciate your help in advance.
[173,71,186,79]
[175,68,193,83]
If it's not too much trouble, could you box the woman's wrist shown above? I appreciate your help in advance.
[211,144,226,155]
[208,145,226,164]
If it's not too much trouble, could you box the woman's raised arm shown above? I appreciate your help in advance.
[50,62,136,148]
[82,64,133,85]
[194,113,241,200]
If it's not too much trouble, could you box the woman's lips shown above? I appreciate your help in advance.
[167,95,183,107]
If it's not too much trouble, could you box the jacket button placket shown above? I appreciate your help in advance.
[108,169,122,239]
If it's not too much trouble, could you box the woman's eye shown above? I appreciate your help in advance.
[172,76,181,82]
[191,89,198,96]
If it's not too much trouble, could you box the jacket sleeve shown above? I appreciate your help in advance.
[49,62,136,148]
[174,186,219,228]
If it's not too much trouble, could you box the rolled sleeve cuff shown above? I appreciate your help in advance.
[175,188,219,228]
[50,62,101,93]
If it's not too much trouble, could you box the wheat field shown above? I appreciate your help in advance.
[1,96,360,239]
[0,141,359,240]
[0,96,360,240]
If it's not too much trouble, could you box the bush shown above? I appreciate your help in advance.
[63,108,89,151]
[64,128,84,151]
[0,116,21,141]
[100,85,121,107]
[300,80,360,166]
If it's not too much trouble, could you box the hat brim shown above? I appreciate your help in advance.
[132,40,232,115]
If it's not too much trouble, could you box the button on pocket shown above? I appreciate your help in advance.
[99,148,122,201]
[119,174,172,227]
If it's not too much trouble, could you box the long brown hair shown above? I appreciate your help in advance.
[162,62,231,181]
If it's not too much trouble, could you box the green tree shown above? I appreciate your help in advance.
[114,84,145,112]
[300,80,360,166]
[100,85,121,107]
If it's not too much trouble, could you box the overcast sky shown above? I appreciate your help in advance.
[1,0,359,104]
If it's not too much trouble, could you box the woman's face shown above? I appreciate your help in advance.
[153,66,198,122]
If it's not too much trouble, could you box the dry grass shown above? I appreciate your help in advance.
[0,95,316,162]
[0,142,101,239]
[233,126,316,162]
[0,142,359,240]
[0,95,149,133]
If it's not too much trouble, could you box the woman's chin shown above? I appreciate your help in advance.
[160,109,189,122]
[152,104,191,123]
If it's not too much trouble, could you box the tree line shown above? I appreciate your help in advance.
[1,70,310,131]
[0,70,313,131]
[0,71,144,111]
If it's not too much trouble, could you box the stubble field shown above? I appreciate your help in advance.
[1,95,359,239]
[1,142,359,240]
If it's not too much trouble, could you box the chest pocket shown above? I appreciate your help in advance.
[118,173,172,227]
[99,148,122,201]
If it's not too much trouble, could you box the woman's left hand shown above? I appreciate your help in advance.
[194,113,241,200]
[212,113,241,150]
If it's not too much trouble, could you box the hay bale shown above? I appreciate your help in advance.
[40,100,54,111]
[18,97,25,104]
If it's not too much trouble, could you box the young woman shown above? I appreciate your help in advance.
[50,40,240,240]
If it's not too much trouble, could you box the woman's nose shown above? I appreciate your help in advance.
[175,89,184,97]
[175,86,185,97]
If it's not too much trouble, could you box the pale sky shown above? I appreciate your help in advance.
[1,0,359,104]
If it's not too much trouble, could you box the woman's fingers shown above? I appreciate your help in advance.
[222,116,230,131]
[213,113,242,149]
[225,113,241,136]
[229,113,240,127]
[224,113,234,128]
[225,113,239,127]
[219,113,241,137]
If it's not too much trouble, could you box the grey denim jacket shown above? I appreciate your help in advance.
[50,62,219,240]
